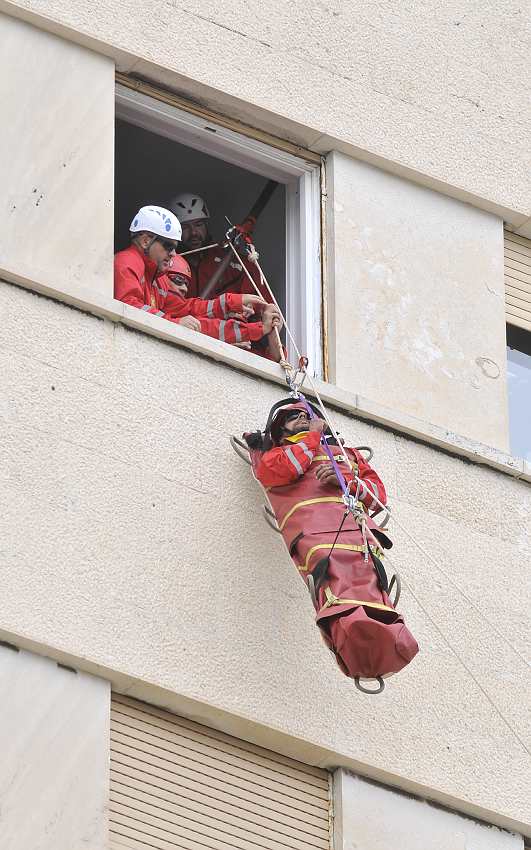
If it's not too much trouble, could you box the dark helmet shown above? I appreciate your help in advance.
[244,397,323,452]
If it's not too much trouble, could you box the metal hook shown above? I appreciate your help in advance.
[284,357,309,397]
[370,506,391,529]
[354,445,374,462]
[388,572,402,608]
[307,573,318,609]
[263,505,281,533]
[354,676,385,695]
[229,435,251,465]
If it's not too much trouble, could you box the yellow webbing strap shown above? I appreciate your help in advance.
[321,586,395,613]
[284,432,311,443]
[279,497,343,530]
[296,542,383,572]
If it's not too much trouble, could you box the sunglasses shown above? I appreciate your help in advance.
[283,410,309,423]
[157,238,178,253]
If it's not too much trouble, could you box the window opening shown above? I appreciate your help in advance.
[115,83,323,375]
[506,324,531,461]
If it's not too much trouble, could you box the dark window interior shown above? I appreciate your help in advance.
[115,119,287,314]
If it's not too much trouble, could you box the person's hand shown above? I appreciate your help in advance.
[231,340,252,350]
[241,295,267,318]
[178,316,201,331]
[315,462,341,488]
[309,418,326,433]
[262,304,283,334]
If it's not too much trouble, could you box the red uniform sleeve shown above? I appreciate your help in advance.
[345,449,387,511]
[166,292,245,321]
[197,318,265,344]
[114,254,160,316]
[256,431,322,487]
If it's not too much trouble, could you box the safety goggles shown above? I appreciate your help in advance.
[168,273,189,285]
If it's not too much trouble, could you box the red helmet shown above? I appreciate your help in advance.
[167,254,192,281]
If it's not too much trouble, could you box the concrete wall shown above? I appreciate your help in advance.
[334,771,524,850]
[0,14,514,451]
[327,153,510,450]
[1,0,530,229]
[0,15,114,300]
[0,645,109,850]
[0,8,529,842]
[0,280,529,834]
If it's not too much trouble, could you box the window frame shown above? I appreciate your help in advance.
[506,322,531,461]
[115,81,324,377]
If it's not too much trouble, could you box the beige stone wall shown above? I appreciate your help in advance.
[0,10,529,839]
[0,14,516,451]
[0,645,109,849]
[0,15,114,300]
[334,772,524,850]
[327,152,510,450]
[0,280,529,833]
[1,0,530,229]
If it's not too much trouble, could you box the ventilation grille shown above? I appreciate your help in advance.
[504,230,531,332]
[109,694,331,850]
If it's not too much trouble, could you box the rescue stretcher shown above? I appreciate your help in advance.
[230,410,419,694]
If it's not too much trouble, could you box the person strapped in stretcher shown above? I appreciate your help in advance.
[243,399,418,690]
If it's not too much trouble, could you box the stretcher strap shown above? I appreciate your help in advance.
[279,496,344,530]
[321,586,395,613]
[296,542,384,572]
[297,393,350,496]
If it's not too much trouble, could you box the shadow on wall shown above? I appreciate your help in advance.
[114,120,287,313]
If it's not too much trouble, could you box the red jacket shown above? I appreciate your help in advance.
[256,430,386,511]
[114,246,267,345]
[160,284,270,346]
[114,244,178,319]
[186,247,270,301]
[250,434,418,680]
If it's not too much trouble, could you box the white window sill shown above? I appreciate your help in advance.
[3,267,530,485]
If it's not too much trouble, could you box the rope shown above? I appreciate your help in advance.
[383,551,531,757]
[228,238,531,717]
[227,241,289,367]
[179,242,219,257]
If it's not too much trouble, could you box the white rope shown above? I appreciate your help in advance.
[239,247,530,754]
[383,551,531,756]
[180,242,219,256]
[229,240,531,696]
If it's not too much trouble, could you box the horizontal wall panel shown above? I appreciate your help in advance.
[504,231,531,332]
[110,695,330,850]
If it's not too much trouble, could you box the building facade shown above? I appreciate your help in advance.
[0,3,530,848]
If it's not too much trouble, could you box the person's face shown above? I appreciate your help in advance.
[281,409,310,436]
[147,236,178,268]
[138,233,178,268]
[180,219,208,252]
[167,273,189,298]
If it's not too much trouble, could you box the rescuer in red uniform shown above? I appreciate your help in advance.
[245,401,419,684]
[162,254,283,349]
[169,193,269,301]
[114,205,282,348]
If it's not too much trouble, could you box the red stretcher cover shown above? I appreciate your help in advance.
[248,443,419,681]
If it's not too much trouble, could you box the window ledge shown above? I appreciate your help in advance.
[3,268,530,485]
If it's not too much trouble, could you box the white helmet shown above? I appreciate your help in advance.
[130,205,182,241]
[170,193,210,224]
